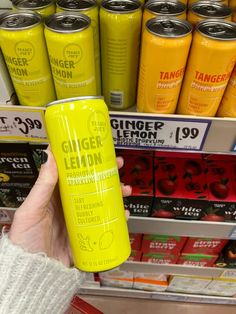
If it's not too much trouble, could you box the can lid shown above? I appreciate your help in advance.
[12,0,52,10]
[101,0,141,13]
[44,12,90,33]
[191,2,232,18]
[145,0,186,16]
[196,20,236,41]
[46,96,104,107]
[146,17,192,38]
[0,11,41,30]
[56,0,96,11]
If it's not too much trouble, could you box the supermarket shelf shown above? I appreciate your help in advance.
[128,217,236,239]
[79,286,236,305]
[120,261,224,278]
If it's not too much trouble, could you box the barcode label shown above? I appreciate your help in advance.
[110,91,123,108]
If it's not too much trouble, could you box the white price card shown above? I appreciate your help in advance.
[110,114,211,151]
[0,106,47,142]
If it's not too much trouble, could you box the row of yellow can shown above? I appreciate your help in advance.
[1,1,236,118]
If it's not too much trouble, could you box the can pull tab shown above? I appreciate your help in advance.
[208,25,226,36]
[62,17,77,27]
[110,1,126,10]
[160,3,170,13]
[28,0,38,4]
[206,5,217,14]
[161,20,174,32]
[6,17,22,27]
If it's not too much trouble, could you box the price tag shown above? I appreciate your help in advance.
[0,106,47,142]
[110,114,211,151]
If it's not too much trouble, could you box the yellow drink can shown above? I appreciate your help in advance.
[188,2,232,27]
[0,11,56,107]
[177,20,236,117]
[217,65,236,117]
[56,0,101,95]
[100,0,142,110]
[45,96,131,272]
[12,0,55,19]
[137,18,192,114]
[44,13,96,99]
[143,0,187,31]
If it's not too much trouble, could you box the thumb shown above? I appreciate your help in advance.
[18,149,58,214]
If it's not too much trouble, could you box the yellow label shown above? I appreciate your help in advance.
[45,97,131,272]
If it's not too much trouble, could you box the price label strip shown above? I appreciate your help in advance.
[0,106,47,142]
[231,140,236,152]
[111,114,211,151]
[228,226,236,240]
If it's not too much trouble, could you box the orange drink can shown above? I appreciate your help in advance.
[143,0,187,30]
[188,2,232,27]
[177,20,236,117]
[217,64,236,117]
[137,18,192,114]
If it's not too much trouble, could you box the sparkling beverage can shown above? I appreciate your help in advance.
[44,13,96,99]
[217,64,236,117]
[143,0,187,30]
[137,18,192,114]
[177,20,236,117]
[188,2,232,27]
[0,11,56,107]
[188,0,228,8]
[100,0,142,110]
[45,96,131,272]
[12,0,55,19]
[56,0,101,95]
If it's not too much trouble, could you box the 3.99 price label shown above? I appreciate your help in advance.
[111,114,211,151]
[0,107,47,141]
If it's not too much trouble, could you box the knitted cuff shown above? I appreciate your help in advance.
[0,235,84,314]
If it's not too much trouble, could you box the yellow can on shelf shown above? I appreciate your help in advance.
[217,64,236,117]
[56,0,101,95]
[0,11,56,107]
[44,13,96,99]
[45,96,131,272]
[177,20,236,117]
[12,0,55,19]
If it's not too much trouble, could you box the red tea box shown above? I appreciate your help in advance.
[133,273,168,292]
[141,234,187,254]
[215,241,236,268]
[129,233,143,251]
[128,250,142,262]
[182,238,228,255]
[142,252,179,265]
[65,296,104,314]
[177,253,218,267]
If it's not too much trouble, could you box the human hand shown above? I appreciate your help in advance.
[9,149,132,267]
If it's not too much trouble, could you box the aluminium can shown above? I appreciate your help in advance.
[217,64,236,117]
[12,0,55,19]
[0,11,56,107]
[143,0,186,31]
[188,2,232,27]
[188,0,228,8]
[137,18,192,114]
[44,13,96,99]
[45,96,131,272]
[177,20,236,117]
[56,0,101,95]
[100,0,142,110]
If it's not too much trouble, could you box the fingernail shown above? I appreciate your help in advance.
[41,150,48,165]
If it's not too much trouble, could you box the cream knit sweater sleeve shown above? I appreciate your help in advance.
[0,235,84,314]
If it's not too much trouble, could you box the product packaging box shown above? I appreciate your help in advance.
[65,296,104,314]
[99,268,133,289]
[133,273,168,292]
[0,143,38,209]
[152,153,207,220]
[142,252,179,265]
[182,238,228,255]
[204,278,236,297]
[141,234,187,254]
[29,143,48,172]
[177,253,218,267]
[215,241,236,268]
[167,275,212,294]
[117,149,154,217]
[128,250,142,262]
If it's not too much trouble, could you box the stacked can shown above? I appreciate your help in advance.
[56,0,101,95]
[100,0,142,110]
[177,20,236,117]
[187,2,232,27]
[142,0,187,30]
[229,0,236,22]
[137,18,192,114]
[188,0,228,8]
[12,0,55,19]
[44,13,96,99]
[0,11,56,107]
[217,64,236,117]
